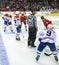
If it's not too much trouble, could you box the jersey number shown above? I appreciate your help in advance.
[46,30,51,36]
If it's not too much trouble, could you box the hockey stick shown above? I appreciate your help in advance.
[44,49,59,56]
[21,31,24,38]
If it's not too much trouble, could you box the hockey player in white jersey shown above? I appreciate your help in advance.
[36,24,58,62]
[14,12,21,40]
[2,13,9,32]
[8,15,13,32]
[2,13,13,32]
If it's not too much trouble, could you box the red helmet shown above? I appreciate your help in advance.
[4,13,8,16]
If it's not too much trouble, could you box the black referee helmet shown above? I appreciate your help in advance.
[41,16,44,19]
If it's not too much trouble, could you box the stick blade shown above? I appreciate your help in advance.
[44,53,51,56]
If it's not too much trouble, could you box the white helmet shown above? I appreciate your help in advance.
[47,24,54,29]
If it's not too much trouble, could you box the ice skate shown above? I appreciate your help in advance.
[11,30,13,32]
[25,28,27,31]
[54,56,58,62]
[36,55,40,61]
[4,30,6,32]
[31,45,36,47]
[16,37,20,41]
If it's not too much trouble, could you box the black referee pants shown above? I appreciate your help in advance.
[28,27,37,46]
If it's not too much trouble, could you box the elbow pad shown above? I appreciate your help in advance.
[38,38,42,41]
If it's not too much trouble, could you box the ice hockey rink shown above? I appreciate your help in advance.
[0,16,59,65]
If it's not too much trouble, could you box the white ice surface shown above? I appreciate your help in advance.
[0,17,59,65]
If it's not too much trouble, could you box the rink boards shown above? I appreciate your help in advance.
[0,11,59,28]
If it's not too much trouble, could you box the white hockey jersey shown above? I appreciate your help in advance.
[14,16,21,26]
[38,29,56,43]
[3,15,9,21]
[8,15,12,23]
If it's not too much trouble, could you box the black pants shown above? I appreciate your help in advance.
[28,27,37,46]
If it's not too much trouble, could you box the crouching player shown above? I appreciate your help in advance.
[14,13,21,40]
[36,24,58,62]
[41,16,52,28]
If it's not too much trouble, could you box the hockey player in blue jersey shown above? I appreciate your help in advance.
[36,24,58,62]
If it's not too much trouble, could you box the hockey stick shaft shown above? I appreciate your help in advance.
[21,31,24,38]
[44,49,59,56]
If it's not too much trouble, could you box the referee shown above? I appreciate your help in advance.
[27,9,38,47]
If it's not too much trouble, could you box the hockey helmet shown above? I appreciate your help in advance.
[4,13,8,16]
[47,24,54,29]
[41,16,44,19]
